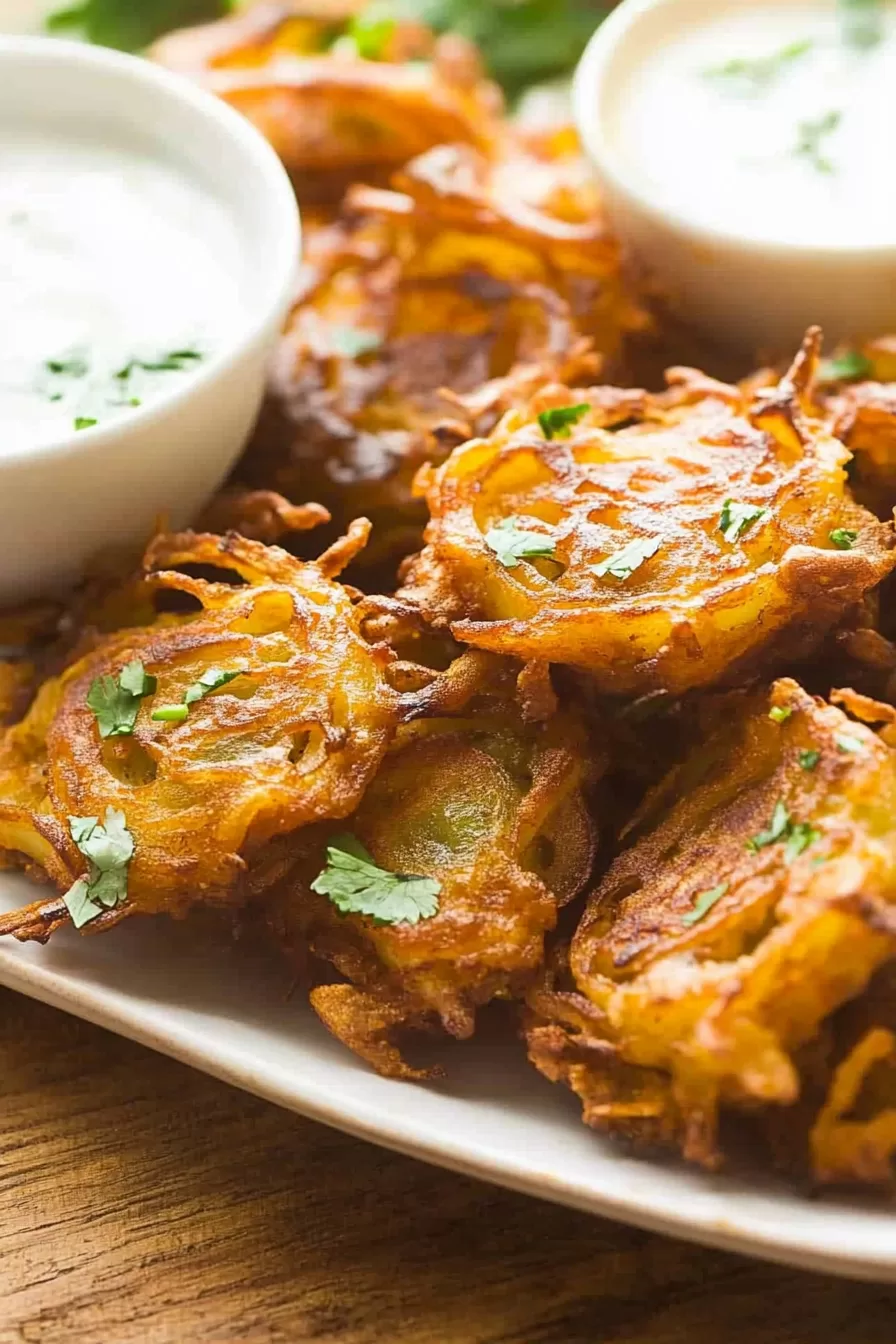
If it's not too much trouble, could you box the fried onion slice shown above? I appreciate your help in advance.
[151,2,501,202]
[527,679,896,1169]
[0,526,399,939]
[264,642,599,1076]
[403,331,895,695]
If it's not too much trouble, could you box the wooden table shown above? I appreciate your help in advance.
[2,987,895,1344]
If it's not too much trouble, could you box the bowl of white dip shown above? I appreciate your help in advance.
[573,0,896,358]
[0,35,300,602]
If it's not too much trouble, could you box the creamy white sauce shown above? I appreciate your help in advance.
[0,125,245,451]
[608,1,896,247]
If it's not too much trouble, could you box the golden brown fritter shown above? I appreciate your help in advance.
[527,679,896,1174]
[814,335,896,519]
[238,136,640,579]
[265,634,599,1077]
[151,1,501,203]
[403,330,895,695]
[0,525,400,942]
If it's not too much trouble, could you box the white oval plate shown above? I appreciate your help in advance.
[1,869,894,1282]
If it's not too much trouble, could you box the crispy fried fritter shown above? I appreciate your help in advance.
[403,330,895,695]
[265,635,599,1076]
[814,335,896,519]
[0,525,399,941]
[239,137,639,578]
[151,1,501,202]
[527,679,896,1171]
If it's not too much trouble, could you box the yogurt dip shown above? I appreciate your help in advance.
[606,0,896,248]
[0,124,245,451]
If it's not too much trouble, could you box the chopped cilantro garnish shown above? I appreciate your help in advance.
[184,666,244,706]
[748,800,821,863]
[839,0,884,49]
[704,39,812,92]
[538,403,590,439]
[747,800,791,852]
[593,536,661,581]
[310,833,441,926]
[484,517,556,569]
[793,110,841,174]
[769,705,793,724]
[829,528,858,550]
[115,349,203,379]
[151,704,189,724]
[45,353,89,378]
[682,881,729,928]
[346,12,396,59]
[784,822,821,864]
[719,499,767,544]
[328,325,382,359]
[818,350,873,382]
[86,659,157,738]
[63,807,134,930]
[836,733,864,753]
[74,416,97,431]
[799,749,821,770]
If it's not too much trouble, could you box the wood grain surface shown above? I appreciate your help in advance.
[0,987,894,1344]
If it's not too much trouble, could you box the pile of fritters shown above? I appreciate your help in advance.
[4,0,896,1192]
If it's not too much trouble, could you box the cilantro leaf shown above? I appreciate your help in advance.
[184,666,244,706]
[719,499,768,544]
[346,13,396,59]
[747,800,791,852]
[74,416,97,431]
[87,660,157,738]
[839,0,883,49]
[593,536,661,581]
[704,39,812,93]
[311,833,441,926]
[768,705,793,724]
[484,517,556,569]
[682,881,729,927]
[793,109,841,174]
[818,350,873,382]
[63,807,134,930]
[836,733,864,753]
[747,801,821,863]
[45,353,89,378]
[829,528,858,550]
[799,749,821,770]
[784,822,821,864]
[538,403,590,439]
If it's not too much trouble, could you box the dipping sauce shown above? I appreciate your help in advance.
[0,125,245,452]
[607,0,896,247]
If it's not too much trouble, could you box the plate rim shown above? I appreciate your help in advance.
[1,944,895,1285]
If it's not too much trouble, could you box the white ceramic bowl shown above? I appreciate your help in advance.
[0,36,300,604]
[572,0,896,358]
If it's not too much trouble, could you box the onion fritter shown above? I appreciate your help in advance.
[0,526,399,941]
[403,330,895,695]
[151,1,501,202]
[527,679,896,1172]
[265,640,599,1077]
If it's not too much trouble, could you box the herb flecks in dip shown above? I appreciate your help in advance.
[0,126,243,449]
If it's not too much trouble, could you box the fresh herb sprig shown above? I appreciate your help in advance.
[63,807,135,929]
[593,536,660,582]
[793,110,841,174]
[484,517,556,570]
[682,881,729,927]
[839,0,884,50]
[747,800,820,864]
[87,660,157,738]
[719,499,767,544]
[704,38,812,93]
[538,403,590,440]
[311,834,441,926]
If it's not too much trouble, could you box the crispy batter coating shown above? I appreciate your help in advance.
[265,636,599,1077]
[239,138,635,579]
[151,1,501,202]
[815,335,896,519]
[403,331,896,695]
[0,526,399,941]
[527,679,896,1171]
